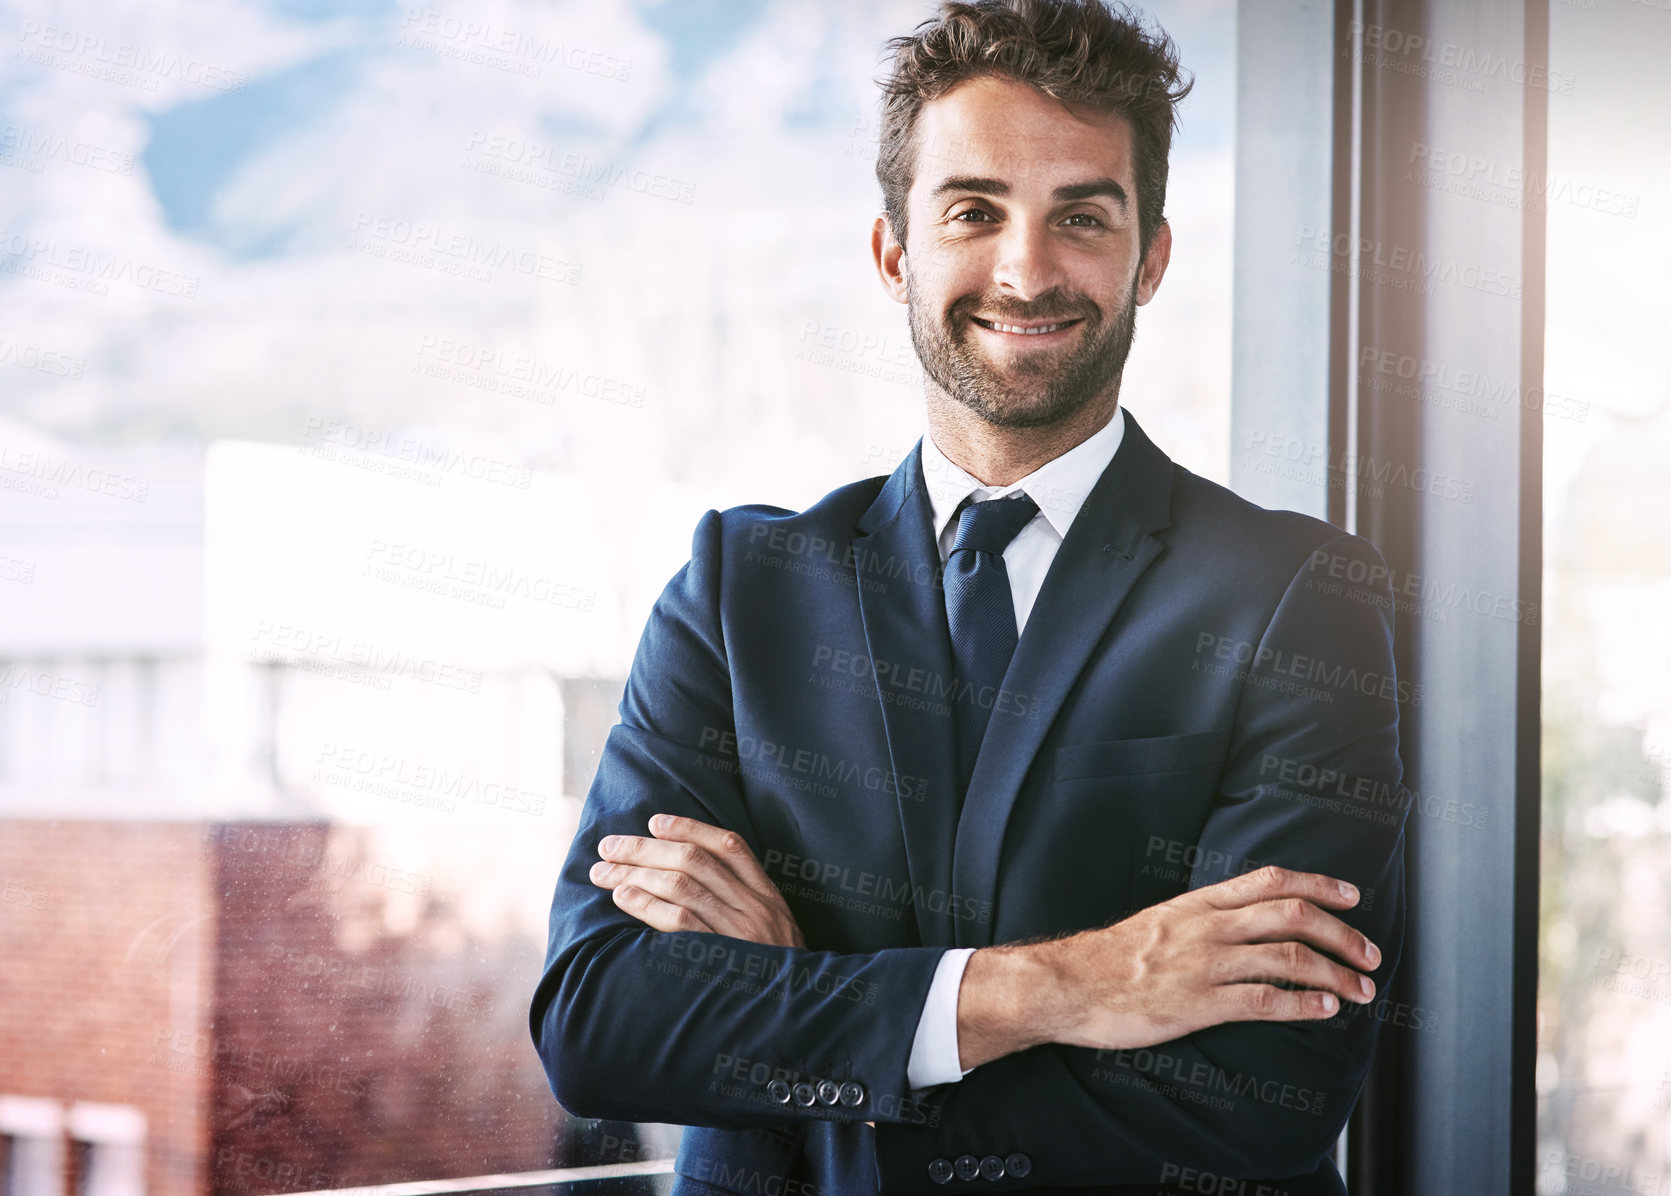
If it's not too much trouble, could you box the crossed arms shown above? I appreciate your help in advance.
[529,510,1409,1187]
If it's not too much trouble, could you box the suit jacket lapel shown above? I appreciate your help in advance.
[951,409,1177,948]
[851,443,962,947]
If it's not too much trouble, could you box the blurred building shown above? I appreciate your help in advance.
[0,426,683,1196]
[0,819,567,1196]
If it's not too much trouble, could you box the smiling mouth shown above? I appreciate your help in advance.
[969,316,1083,336]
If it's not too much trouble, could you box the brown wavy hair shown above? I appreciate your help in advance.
[875,0,1193,256]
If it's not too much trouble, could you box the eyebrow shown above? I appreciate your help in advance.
[930,175,1129,211]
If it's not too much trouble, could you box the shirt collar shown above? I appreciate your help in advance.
[920,405,1126,544]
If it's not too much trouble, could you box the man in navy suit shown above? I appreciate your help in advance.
[531,2,1410,1191]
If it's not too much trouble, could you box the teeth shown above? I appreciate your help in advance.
[982,320,1072,335]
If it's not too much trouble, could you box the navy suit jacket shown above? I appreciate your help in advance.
[531,410,1410,1194]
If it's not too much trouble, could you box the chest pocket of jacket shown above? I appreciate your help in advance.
[1029,727,1233,927]
[1054,726,1231,781]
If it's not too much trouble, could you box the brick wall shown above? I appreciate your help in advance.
[208,823,563,1194]
[0,819,217,1196]
[1,819,585,1196]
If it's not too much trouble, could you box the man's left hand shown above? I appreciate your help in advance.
[590,813,806,949]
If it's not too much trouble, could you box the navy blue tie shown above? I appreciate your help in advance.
[943,492,1039,802]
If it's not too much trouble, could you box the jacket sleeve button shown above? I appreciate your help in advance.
[767,1079,792,1103]
[927,1158,954,1185]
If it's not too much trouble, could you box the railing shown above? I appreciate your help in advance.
[287,1161,678,1196]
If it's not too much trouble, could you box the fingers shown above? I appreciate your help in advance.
[592,824,760,920]
[1226,895,1381,973]
[1214,983,1343,1023]
[591,815,804,947]
[1216,941,1376,1007]
[649,814,780,895]
[1197,864,1362,915]
[592,853,737,930]
[608,882,719,935]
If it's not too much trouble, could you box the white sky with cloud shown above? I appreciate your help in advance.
[0,0,1233,831]
[0,0,1236,496]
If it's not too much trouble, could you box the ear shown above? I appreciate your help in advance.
[871,213,909,305]
[1135,218,1172,306]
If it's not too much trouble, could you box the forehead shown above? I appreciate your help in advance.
[909,74,1135,196]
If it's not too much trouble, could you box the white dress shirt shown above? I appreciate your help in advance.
[904,404,1127,1090]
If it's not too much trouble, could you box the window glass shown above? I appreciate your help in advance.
[1536,1,1671,1186]
[0,2,1232,1193]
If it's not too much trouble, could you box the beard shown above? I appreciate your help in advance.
[904,267,1139,429]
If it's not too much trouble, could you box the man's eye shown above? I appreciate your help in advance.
[1063,213,1104,228]
[953,209,993,223]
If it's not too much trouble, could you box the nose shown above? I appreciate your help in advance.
[988,215,1068,303]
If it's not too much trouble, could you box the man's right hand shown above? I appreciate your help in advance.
[956,865,1382,1070]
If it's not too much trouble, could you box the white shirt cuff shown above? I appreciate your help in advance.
[906,948,977,1090]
